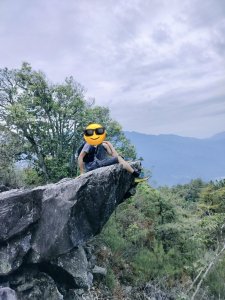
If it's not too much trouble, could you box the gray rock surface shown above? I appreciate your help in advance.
[0,163,139,299]
[92,265,107,276]
[30,164,136,261]
[51,246,91,289]
[13,270,63,300]
[0,234,31,276]
[0,287,17,300]
[0,189,42,242]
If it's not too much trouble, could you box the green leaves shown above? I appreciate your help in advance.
[97,179,225,298]
[0,126,24,186]
[0,63,136,182]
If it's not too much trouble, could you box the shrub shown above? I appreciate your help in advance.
[105,268,116,291]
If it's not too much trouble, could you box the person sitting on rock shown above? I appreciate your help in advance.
[78,123,147,182]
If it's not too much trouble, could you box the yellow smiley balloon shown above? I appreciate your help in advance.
[83,123,106,146]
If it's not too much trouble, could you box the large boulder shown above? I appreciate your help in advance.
[0,163,139,299]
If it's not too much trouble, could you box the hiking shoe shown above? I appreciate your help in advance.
[134,176,149,183]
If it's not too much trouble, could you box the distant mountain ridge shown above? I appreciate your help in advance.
[125,131,225,186]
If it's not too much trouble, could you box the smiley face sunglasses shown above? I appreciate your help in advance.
[84,127,105,136]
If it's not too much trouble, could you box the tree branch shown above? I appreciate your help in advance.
[191,243,225,299]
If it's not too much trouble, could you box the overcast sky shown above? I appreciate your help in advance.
[0,0,225,138]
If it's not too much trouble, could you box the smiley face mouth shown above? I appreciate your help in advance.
[90,137,100,140]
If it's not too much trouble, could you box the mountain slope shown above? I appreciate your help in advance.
[125,131,225,186]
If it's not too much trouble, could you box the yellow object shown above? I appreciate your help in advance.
[83,123,106,146]
[134,177,149,183]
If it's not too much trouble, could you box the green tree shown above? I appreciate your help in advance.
[0,125,23,186]
[0,63,136,182]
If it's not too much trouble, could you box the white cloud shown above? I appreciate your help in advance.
[0,0,224,137]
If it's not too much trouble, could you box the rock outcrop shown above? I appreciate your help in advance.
[0,163,138,299]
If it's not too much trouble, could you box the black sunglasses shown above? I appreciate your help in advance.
[84,127,105,136]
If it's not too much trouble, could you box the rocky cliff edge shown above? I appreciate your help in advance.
[0,163,139,299]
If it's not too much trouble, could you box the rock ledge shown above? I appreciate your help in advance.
[0,163,138,299]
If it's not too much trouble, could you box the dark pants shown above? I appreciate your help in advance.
[85,144,118,172]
